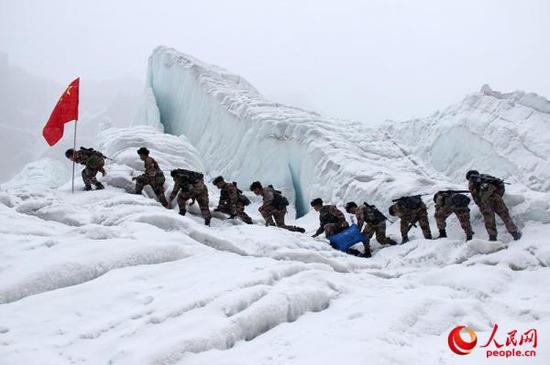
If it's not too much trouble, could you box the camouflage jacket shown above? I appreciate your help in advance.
[143,157,163,177]
[468,180,497,205]
[218,182,240,214]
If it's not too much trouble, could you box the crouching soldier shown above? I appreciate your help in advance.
[433,190,474,241]
[169,169,212,226]
[133,147,168,207]
[311,198,349,237]
[466,170,521,241]
[250,181,305,233]
[213,176,252,224]
[65,147,106,191]
[389,195,432,243]
[345,201,397,245]
[312,198,370,256]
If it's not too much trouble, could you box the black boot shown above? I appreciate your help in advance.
[401,236,409,244]
[179,209,187,216]
[511,231,522,241]
[424,232,433,240]
[95,182,105,190]
[84,185,92,191]
[205,217,211,226]
[438,229,447,239]
[294,227,306,233]
[489,235,497,241]
[466,232,473,241]
[363,242,372,258]
[385,238,398,245]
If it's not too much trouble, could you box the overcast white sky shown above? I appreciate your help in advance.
[1,0,549,123]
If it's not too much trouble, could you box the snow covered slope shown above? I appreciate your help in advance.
[2,47,550,364]
[1,130,549,364]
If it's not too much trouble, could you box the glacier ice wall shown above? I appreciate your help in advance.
[138,46,550,223]
[140,47,447,217]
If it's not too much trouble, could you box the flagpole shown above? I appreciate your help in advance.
[71,119,78,193]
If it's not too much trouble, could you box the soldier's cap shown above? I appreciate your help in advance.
[212,176,224,185]
[466,170,479,180]
[250,181,262,191]
[137,147,150,156]
[345,202,357,212]
[388,205,396,217]
[65,149,75,158]
[310,198,323,207]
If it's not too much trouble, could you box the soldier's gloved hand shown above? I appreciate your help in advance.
[131,177,137,181]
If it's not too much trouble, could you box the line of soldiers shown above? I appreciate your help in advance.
[65,147,522,252]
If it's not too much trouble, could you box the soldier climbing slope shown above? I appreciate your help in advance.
[132,147,168,208]
[345,201,397,245]
[312,198,371,257]
[250,181,305,233]
[466,170,521,241]
[433,190,474,241]
[388,195,432,243]
[169,169,212,226]
[212,176,252,224]
[65,147,106,191]
[310,198,349,236]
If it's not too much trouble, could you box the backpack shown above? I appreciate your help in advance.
[402,196,422,210]
[79,147,105,169]
[451,193,471,208]
[231,182,251,206]
[172,169,204,184]
[480,174,505,196]
[363,203,386,224]
[268,185,289,210]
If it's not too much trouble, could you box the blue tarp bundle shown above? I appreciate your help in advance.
[328,224,366,252]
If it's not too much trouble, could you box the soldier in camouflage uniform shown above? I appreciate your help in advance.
[433,190,474,241]
[388,195,432,243]
[213,176,252,224]
[133,147,168,207]
[345,201,397,245]
[250,181,305,233]
[169,169,212,226]
[466,170,521,241]
[310,198,349,237]
[65,147,106,191]
[312,198,370,257]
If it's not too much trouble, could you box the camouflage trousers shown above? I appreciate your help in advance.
[135,175,168,207]
[177,184,211,220]
[478,195,518,236]
[82,167,101,188]
[435,206,473,235]
[400,208,432,239]
[363,221,396,245]
[259,206,303,232]
[217,202,252,224]
[323,222,349,238]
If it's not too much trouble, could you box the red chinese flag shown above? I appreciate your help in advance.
[42,78,80,146]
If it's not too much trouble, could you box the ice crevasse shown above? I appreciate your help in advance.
[136,46,550,221]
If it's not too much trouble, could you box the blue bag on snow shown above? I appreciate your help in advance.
[328,224,366,252]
